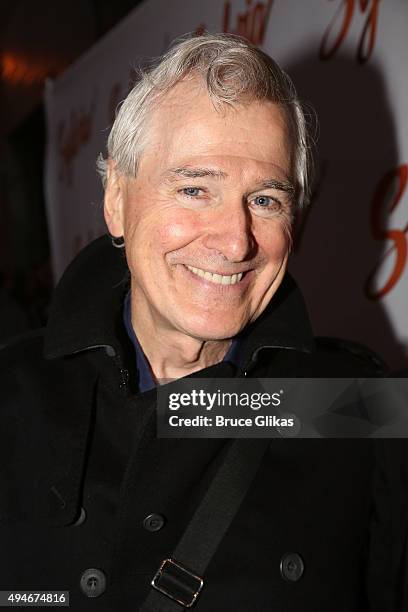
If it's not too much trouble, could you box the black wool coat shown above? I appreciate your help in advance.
[0,236,395,611]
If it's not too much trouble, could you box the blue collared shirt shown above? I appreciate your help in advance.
[123,292,241,392]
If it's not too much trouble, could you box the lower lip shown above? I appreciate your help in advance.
[180,264,253,292]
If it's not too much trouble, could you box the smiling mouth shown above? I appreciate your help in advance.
[185,265,244,285]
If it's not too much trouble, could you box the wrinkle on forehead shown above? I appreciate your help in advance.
[137,78,292,181]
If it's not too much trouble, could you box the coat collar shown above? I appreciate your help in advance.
[44,236,129,359]
[44,235,315,363]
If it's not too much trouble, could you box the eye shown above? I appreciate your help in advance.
[252,195,280,209]
[180,187,203,198]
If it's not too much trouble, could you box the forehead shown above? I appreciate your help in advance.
[138,79,292,180]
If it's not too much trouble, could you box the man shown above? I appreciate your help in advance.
[0,33,391,611]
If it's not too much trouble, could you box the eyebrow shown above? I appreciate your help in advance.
[251,179,295,197]
[163,166,228,181]
[163,166,295,196]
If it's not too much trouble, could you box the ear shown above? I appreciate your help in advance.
[104,159,125,237]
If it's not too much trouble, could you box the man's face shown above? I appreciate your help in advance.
[106,79,294,341]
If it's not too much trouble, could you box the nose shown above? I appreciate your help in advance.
[203,200,255,262]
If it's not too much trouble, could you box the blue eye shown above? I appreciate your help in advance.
[253,195,278,207]
[182,187,202,197]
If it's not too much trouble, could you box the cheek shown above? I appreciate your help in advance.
[256,222,291,264]
[126,207,203,261]
[156,220,194,245]
[150,212,202,253]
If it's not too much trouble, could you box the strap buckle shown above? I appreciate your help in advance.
[151,558,204,608]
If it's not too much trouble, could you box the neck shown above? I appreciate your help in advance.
[129,292,232,381]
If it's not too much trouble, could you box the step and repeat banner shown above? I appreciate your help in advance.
[44,0,408,368]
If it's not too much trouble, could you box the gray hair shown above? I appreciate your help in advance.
[97,33,314,209]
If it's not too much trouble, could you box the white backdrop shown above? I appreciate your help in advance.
[44,0,408,368]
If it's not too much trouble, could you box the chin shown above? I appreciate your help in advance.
[178,314,244,342]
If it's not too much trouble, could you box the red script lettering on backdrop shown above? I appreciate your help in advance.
[223,0,274,45]
[365,164,408,299]
[319,0,381,64]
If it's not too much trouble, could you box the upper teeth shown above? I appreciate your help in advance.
[186,265,243,285]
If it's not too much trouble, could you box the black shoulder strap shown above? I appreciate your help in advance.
[139,438,269,611]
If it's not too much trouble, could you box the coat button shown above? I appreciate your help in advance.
[280,553,304,582]
[143,513,165,532]
[72,507,86,527]
[79,568,106,598]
